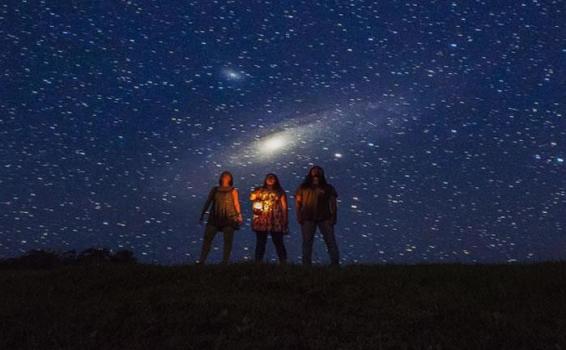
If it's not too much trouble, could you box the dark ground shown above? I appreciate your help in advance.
[1,262,565,349]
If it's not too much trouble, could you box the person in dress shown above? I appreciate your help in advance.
[250,173,288,264]
[197,171,243,264]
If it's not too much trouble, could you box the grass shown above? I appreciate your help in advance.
[1,262,565,349]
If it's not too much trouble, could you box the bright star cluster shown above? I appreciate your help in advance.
[221,67,245,81]
[1,1,565,264]
[259,134,290,155]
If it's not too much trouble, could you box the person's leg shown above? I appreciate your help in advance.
[255,231,268,263]
[301,221,316,266]
[221,226,235,264]
[319,220,340,265]
[270,232,287,264]
[198,224,218,264]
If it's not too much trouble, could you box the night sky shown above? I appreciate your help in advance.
[1,1,565,264]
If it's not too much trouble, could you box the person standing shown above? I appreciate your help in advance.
[197,171,243,264]
[250,173,288,264]
[295,165,340,266]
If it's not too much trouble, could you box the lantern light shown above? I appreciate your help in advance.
[253,201,263,211]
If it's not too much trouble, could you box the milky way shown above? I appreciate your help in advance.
[1,1,565,264]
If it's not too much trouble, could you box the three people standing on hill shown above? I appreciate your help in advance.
[197,165,339,266]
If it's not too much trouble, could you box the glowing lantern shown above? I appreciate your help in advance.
[253,200,263,215]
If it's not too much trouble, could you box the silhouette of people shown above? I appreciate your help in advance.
[197,171,243,264]
[250,173,288,264]
[295,165,340,266]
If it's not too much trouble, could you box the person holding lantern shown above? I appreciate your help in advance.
[249,173,289,264]
[197,171,243,265]
[295,165,340,266]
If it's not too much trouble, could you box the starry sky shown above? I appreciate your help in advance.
[1,1,565,264]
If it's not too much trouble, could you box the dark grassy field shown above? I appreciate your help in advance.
[1,262,565,349]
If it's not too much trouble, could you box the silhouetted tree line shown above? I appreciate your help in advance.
[0,248,136,269]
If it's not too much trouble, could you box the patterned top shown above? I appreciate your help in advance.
[251,187,288,234]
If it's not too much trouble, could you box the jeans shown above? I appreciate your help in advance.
[198,224,235,264]
[255,231,287,263]
[301,220,340,265]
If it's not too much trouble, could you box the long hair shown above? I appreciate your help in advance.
[218,171,234,186]
[301,165,328,187]
[262,173,284,194]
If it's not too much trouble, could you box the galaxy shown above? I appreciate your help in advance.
[1,1,565,264]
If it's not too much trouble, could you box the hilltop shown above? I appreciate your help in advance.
[1,261,565,349]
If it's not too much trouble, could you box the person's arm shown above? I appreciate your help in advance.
[249,187,260,201]
[232,188,243,223]
[199,187,215,222]
[280,192,288,223]
[295,189,303,224]
[329,186,338,225]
